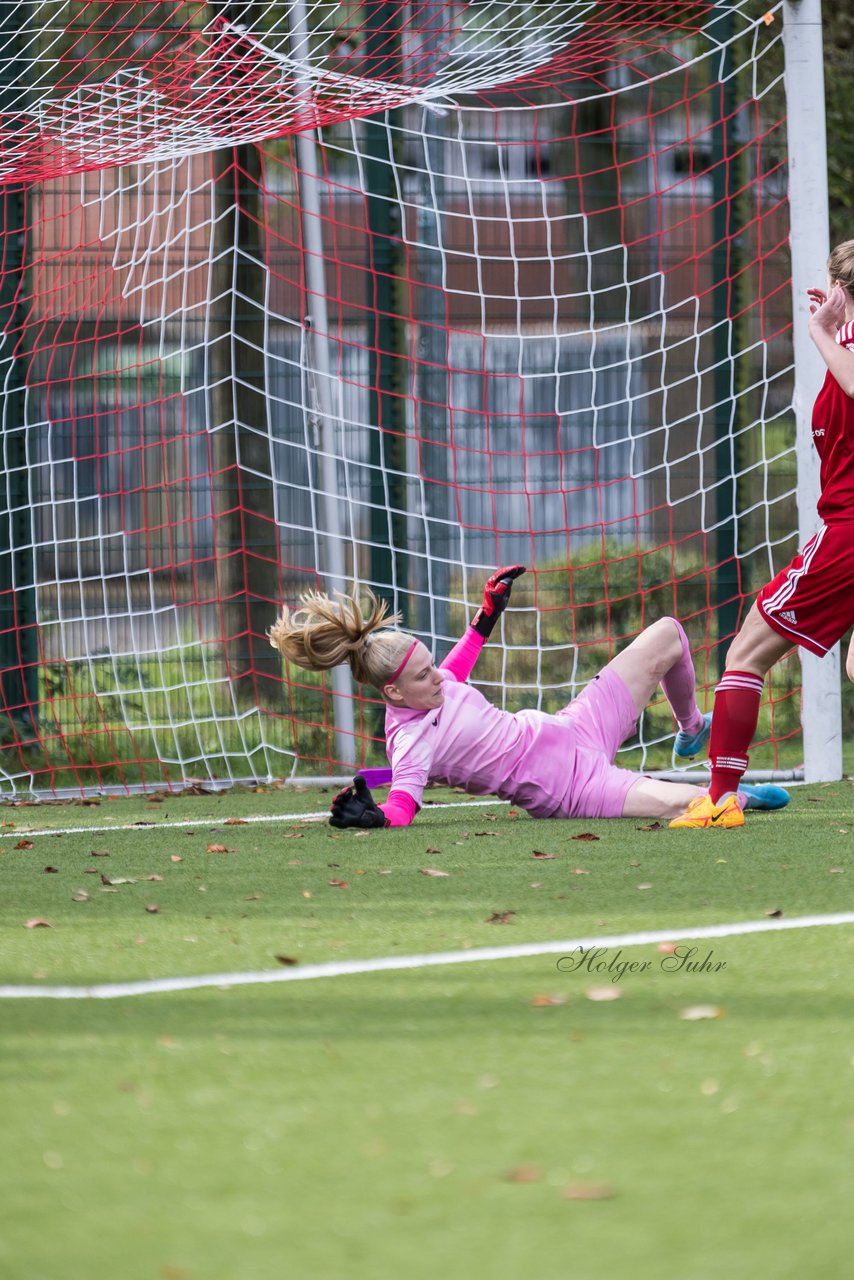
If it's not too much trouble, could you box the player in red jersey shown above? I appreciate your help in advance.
[672,239,854,829]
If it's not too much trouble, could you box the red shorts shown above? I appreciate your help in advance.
[755,523,854,656]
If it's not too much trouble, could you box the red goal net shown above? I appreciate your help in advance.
[0,2,804,793]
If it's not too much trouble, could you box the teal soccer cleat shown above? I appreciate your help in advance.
[738,783,790,812]
[674,711,712,759]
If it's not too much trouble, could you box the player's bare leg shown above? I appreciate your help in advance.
[602,617,698,718]
[621,776,705,820]
[670,605,792,828]
[845,631,854,683]
[724,604,792,676]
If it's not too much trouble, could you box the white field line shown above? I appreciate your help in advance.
[2,913,853,1001]
[0,798,507,840]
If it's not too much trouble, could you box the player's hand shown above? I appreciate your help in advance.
[329,776,388,829]
[809,283,847,333]
[807,287,827,314]
[471,565,526,639]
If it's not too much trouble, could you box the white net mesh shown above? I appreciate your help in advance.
[0,2,806,793]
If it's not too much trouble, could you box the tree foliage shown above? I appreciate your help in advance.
[824,8,854,245]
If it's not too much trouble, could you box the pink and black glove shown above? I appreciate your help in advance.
[329,776,389,829]
[471,565,526,639]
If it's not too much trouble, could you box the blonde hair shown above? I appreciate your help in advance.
[828,239,854,295]
[268,588,415,689]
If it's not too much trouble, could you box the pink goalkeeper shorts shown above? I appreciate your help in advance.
[553,666,642,819]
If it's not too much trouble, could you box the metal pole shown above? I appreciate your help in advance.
[409,2,451,654]
[783,0,841,782]
[0,0,38,737]
[362,1,408,622]
[288,0,355,764]
[710,9,741,675]
[414,105,451,655]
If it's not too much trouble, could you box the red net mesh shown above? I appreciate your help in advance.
[0,2,802,793]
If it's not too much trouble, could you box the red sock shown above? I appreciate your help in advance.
[708,670,764,803]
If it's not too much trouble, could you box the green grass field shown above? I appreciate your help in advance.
[2,784,854,1280]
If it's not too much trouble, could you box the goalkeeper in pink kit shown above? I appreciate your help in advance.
[269,569,788,829]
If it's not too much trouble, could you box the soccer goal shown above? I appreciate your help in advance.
[0,0,839,796]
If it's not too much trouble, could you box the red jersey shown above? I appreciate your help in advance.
[812,319,854,523]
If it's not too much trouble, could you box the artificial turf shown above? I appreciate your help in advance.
[1,784,853,1279]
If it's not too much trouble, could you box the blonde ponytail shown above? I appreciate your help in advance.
[268,588,415,689]
[828,239,854,295]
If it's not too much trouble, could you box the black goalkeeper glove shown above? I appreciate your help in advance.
[471,565,526,639]
[329,776,389,829]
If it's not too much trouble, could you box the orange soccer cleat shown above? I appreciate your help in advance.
[668,793,744,830]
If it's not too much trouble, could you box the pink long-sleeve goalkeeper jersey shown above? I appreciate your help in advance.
[384,670,588,820]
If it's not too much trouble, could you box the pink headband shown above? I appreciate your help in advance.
[388,640,418,685]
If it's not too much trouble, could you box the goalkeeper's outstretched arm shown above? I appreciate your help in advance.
[440,565,526,683]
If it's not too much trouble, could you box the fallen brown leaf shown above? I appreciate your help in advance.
[531,993,568,1007]
[503,1165,543,1183]
[766,908,783,918]
[485,911,515,925]
[274,955,300,966]
[90,850,110,857]
[43,866,59,874]
[170,855,183,863]
[70,890,90,903]
[15,839,34,850]
[571,833,600,841]
[636,822,663,832]
[224,818,248,825]
[24,918,52,928]
[206,844,230,854]
[561,1182,616,1201]
[420,868,450,877]
[585,986,623,1002]
[532,850,556,860]
[328,879,350,889]
[569,868,590,876]
[474,831,498,838]
[425,846,443,855]
[145,905,160,914]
